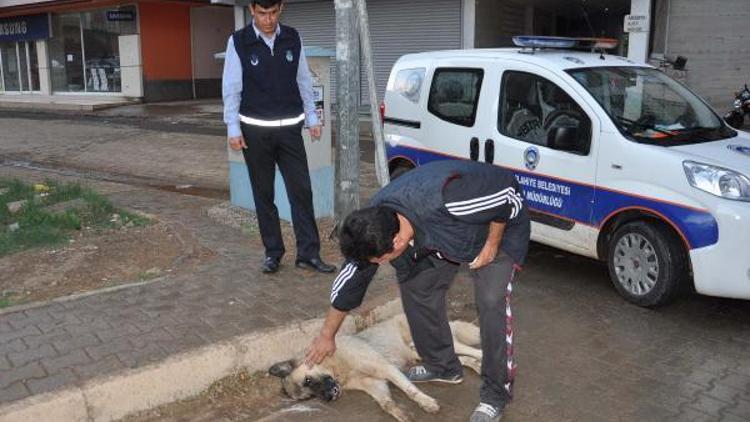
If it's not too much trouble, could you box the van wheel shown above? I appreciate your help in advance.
[389,164,413,180]
[607,221,688,307]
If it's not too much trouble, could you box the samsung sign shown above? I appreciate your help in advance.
[107,11,135,21]
[0,14,50,42]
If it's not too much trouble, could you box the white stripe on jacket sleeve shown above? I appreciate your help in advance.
[330,262,357,303]
[446,187,522,218]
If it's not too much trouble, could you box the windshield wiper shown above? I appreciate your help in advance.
[614,116,676,137]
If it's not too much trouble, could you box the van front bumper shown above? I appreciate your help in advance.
[690,202,750,299]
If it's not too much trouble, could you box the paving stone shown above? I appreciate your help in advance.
[0,355,10,371]
[52,332,100,354]
[0,362,46,389]
[720,373,750,392]
[0,338,27,355]
[8,344,57,367]
[73,355,125,380]
[688,394,735,417]
[85,336,133,361]
[705,382,742,404]
[0,324,41,344]
[117,343,167,368]
[7,310,53,330]
[0,381,30,404]
[129,328,175,349]
[94,322,141,342]
[725,399,750,419]
[670,407,720,422]
[26,369,78,395]
[40,349,91,374]
[684,368,723,388]
[36,314,82,334]
[720,412,748,422]
[24,328,69,349]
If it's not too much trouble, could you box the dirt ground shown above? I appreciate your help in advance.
[0,220,215,307]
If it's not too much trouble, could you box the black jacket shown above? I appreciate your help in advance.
[331,160,530,311]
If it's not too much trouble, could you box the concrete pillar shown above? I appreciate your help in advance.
[462,0,475,49]
[119,34,143,97]
[524,4,534,35]
[234,5,245,30]
[627,0,652,63]
[35,40,52,95]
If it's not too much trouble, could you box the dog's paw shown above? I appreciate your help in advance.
[419,396,440,413]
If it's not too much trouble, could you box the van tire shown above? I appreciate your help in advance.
[390,164,413,180]
[607,221,688,307]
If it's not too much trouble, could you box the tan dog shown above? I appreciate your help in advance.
[269,314,482,421]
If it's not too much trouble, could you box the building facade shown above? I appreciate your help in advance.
[226,0,747,111]
[1,0,748,109]
[0,0,233,101]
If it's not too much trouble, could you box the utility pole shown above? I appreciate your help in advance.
[355,0,389,188]
[334,0,361,231]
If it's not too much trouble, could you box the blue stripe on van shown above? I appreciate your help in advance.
[386,144,719,250]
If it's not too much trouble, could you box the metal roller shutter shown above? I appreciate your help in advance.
[360,0,462,104]
[282,0,462,106]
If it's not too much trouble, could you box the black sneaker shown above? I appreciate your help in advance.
[406,365,463,384]
[469,403,503,422]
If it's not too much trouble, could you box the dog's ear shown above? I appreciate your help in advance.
[269,360,296,378]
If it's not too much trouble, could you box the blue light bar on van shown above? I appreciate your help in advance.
[513,36,577,49]
[513,36,619,50]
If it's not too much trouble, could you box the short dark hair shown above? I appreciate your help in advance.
[251,0,283,8]
[340,207,399,265]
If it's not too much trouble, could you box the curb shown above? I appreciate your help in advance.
[0,299,403,422]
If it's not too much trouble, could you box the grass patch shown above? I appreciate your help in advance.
[0,179,149,257]
[0,290,21,309]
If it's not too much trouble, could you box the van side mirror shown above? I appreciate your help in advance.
[547,125,580,152]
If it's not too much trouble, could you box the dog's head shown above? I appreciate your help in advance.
[268,360,343,402]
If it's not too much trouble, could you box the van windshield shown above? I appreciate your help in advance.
[567,67,736,145]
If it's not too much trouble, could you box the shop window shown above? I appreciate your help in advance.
[49,5,137,93]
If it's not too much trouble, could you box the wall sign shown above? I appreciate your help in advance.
[107,11,135,21]
[624,14,649,33]
[0,14,50,42]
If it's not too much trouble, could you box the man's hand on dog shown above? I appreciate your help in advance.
[305,333,336,367]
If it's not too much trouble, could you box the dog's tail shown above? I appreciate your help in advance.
[451,321,480,346]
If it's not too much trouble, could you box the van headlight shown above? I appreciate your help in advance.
[684,161,750,201]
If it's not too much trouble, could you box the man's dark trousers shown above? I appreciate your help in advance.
[240,121,321,260]
[398,253,516,409]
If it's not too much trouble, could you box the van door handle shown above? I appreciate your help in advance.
[470,137,479,161]
[485,139,495,164]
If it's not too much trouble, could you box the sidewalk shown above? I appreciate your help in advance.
[0,95,138,112]
[0,166,397,414]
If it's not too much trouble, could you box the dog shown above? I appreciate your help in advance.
[269,314,482,421]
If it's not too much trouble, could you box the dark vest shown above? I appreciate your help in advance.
[370,160,530,264]
[232,24,304,120]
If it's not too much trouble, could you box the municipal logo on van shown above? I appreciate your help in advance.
[728,144,750,157]
[524,146,540,170]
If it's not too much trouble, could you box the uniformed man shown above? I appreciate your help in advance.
[222,0,335,274]
[305,160,531,422]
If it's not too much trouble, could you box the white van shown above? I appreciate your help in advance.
[381,37,750,306]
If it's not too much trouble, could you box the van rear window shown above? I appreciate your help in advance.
[427,68,483,127]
